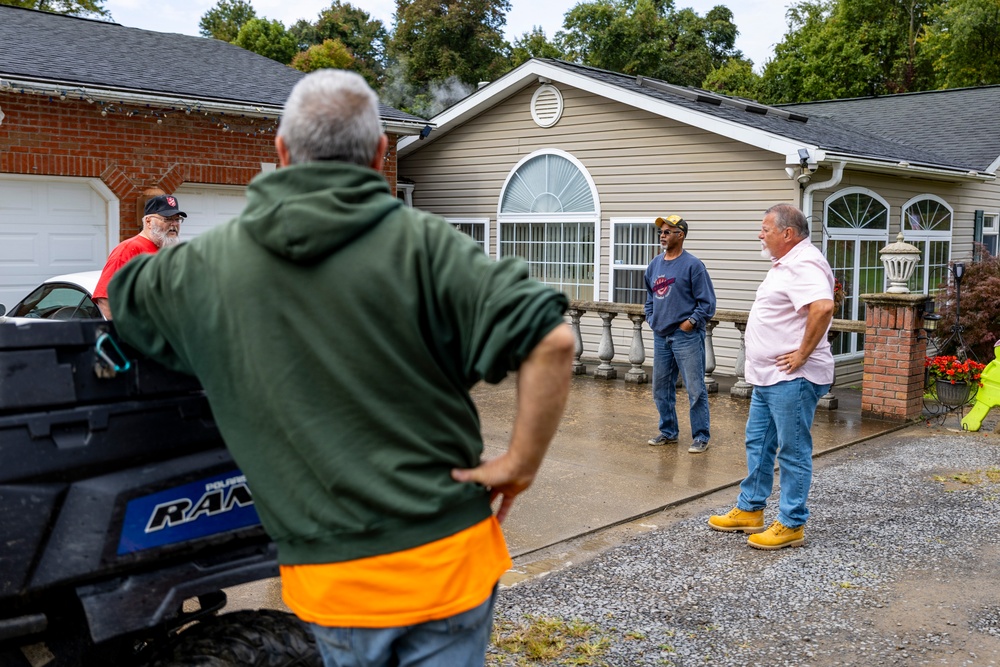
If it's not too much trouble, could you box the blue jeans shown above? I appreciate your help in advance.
[737,379,830,527]
[652,329,710,443]
[308,587,497,667]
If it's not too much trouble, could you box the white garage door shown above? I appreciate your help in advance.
[173,185,248,241]
[0,176,112,310]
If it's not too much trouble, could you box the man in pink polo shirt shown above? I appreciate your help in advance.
[93,194,185,318]
[708,203,834,549]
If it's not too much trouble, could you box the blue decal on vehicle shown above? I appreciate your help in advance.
[117,471,261,555]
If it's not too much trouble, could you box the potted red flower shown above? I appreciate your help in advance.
[925,355,986,405]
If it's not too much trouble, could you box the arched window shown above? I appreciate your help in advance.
[823,188,890,356]
[901,195,953,295]
[497,150,600,300]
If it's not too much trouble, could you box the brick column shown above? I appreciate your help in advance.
[860,293,931,421]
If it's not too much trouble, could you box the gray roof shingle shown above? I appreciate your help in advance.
[0,5,424,124]
[540,59,990,173]
[783,88,1000,172]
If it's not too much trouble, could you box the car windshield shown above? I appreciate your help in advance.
[10,283,101,320]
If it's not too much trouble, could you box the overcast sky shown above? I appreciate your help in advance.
[102,0,794,72]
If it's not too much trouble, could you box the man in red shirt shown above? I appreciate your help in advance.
[93,194,185,318]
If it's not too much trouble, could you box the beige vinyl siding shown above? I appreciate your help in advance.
[401,83,801,377]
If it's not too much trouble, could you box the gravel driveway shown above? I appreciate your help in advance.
[490,423,1000,666]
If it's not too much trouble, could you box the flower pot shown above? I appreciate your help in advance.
[935,379,970,406]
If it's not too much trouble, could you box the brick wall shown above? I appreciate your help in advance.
[0,91,400,241]
[861,293,931,421]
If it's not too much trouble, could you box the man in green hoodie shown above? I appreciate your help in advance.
[109,70,574,667]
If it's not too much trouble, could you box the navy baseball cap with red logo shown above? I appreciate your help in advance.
[145,194,187,218]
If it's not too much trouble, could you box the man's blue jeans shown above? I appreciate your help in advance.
[737,378,830,527]
[652,329,710,443]
[308,587,497,667]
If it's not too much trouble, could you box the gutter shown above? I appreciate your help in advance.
[801,161,845,236]
[0,76,427,136]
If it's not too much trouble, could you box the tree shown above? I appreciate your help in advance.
[511,27,564,67]
[556,0,741,88]
[199,0,257,42]
[234,18,297,65]
[920,0,1000,88]
[701,58,763,99]
[389,0,513,89]
[291,38,355,73]
[288,2,388,88]
[1,0,108,17]
[760,0,940,103]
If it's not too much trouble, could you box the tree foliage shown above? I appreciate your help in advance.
[288,2,388,88]
[920,0,1000,88]
[760,0,941,103]
[556,0,741,87]
[234,17,297,65]
[1,0,108,17]
[291,38,355,73]
[511,27,564,68]
[198,0,256,42]
[937,248,1000,361]
[390,0,513,88]
[701,58,763,99]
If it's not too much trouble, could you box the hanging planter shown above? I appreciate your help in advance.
[934,379,971,406]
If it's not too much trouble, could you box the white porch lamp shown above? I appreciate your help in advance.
[879,232,921,293]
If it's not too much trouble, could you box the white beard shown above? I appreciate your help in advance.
[150,227,180,248]
[760,241,772,259]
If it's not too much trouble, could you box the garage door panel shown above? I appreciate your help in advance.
[0,178,111,309]
[174,185,247,241]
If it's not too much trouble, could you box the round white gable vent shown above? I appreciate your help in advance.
[530,85,563,128]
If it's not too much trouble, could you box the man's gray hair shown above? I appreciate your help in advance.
[764,203,809,239]
[277,70,382,167]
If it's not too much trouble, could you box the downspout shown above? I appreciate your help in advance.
[801,161,845,236]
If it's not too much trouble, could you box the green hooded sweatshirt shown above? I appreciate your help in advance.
[110,162,568,565]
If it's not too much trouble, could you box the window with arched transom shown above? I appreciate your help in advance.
[497,150,600,300]
[901,196,953,295]
[823,188,890,356]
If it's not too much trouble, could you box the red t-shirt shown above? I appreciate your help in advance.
[93,235,159,300]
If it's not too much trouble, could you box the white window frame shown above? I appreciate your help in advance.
[446,217,490,255]
[983,212,999,257]
[396,182,414,207]
[496,149,601,301]
[900,194,953,295]
[608,217,660,304]
[822,187,891,359]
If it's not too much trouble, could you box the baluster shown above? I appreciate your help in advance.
[704,319,718,394]
[594,311,617,379]
[625,313,647,384]
[817,330,839,409]
[567,308,586,376]
[730,321,753,399]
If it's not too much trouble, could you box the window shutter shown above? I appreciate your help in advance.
[974,210,984,261]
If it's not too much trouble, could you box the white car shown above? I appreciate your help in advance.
[0,271,103,323]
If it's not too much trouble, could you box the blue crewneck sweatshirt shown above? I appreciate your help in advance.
[643,250,716,336]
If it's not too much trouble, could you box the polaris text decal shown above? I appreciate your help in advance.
[117,471,262,555]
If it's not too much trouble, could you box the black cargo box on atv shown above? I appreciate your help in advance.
[0,320,308,666]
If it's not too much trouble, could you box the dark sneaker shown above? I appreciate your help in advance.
[688,440,709,454]
[647,434,678,446]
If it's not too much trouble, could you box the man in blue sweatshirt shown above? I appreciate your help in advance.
[644,214,717,453]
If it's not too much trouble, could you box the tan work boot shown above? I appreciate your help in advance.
[747,521,805,550]
[707,507,765,533]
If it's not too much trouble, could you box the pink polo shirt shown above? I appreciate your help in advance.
[745,238,835,387]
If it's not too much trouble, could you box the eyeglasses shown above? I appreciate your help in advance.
[153,215,185,223]
[659,230,682,236]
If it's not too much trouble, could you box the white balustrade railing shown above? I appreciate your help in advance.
[567,300,865,410]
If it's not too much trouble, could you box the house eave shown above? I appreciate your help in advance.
[824,153,995,183]
[0,75,428,135]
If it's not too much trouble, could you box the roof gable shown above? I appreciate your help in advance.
[400,58,994,179]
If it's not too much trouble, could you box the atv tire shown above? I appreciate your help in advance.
[141,610,321,667]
